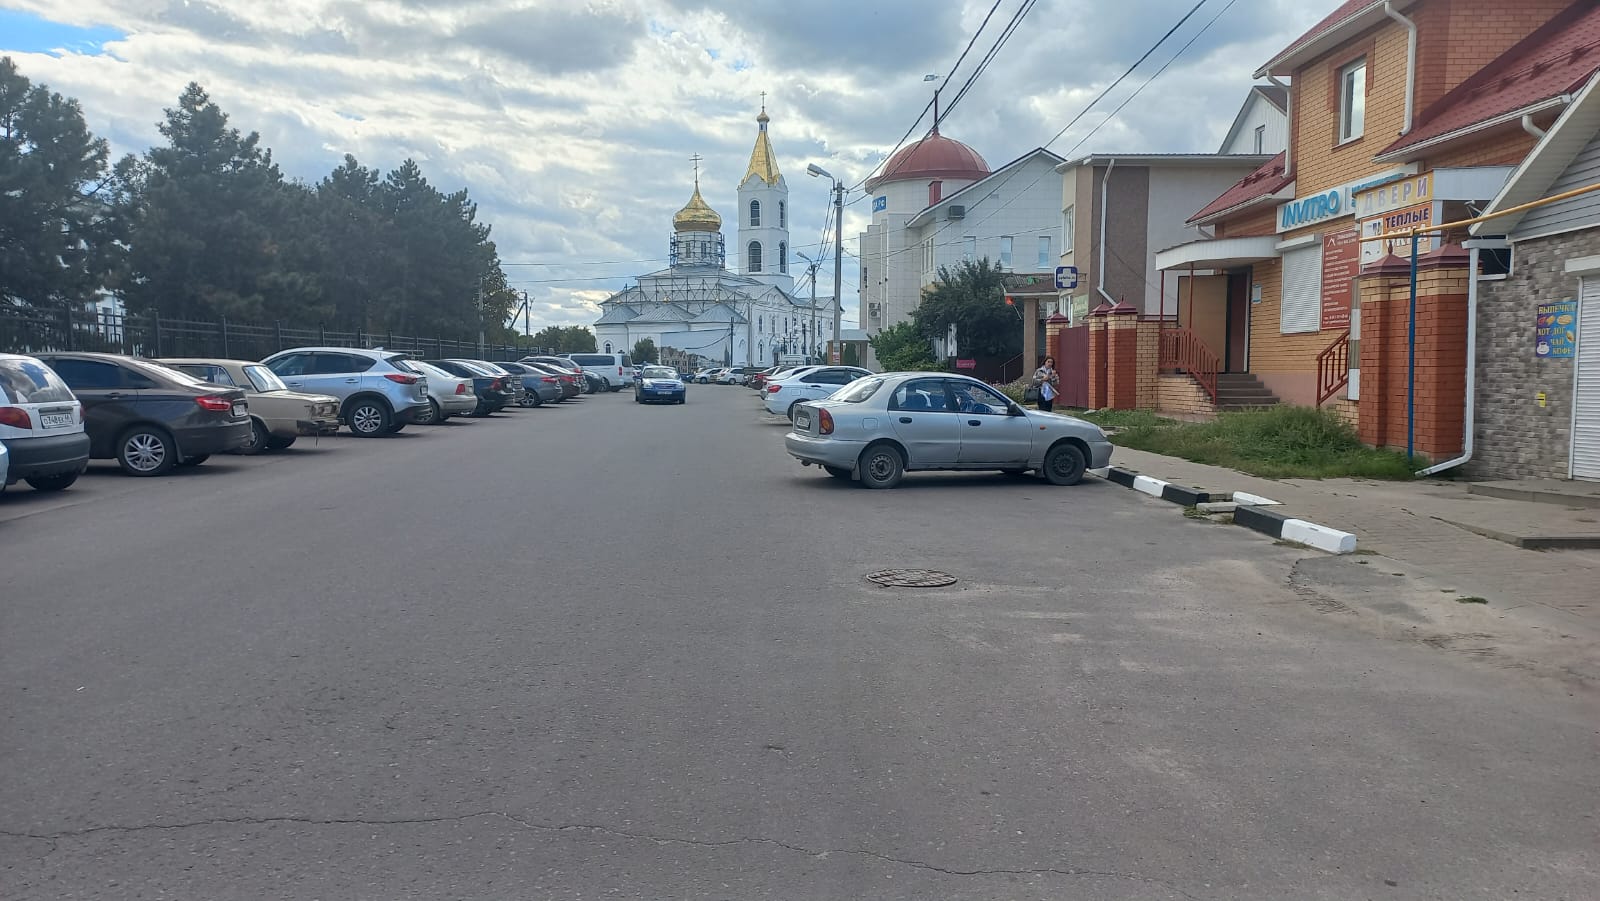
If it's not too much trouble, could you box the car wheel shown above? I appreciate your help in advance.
[178,454,209,467]
[528,391,543,408]
[824,465,851,480]
[265,435,296,450]
[116,426,176,477]
[1042,442,1087,486]
[414,399,440,425]
[858,443,905,489]
[25,471,79,492]
[787,400,805,423]
[347,399,391,436]
[237,418,270,455]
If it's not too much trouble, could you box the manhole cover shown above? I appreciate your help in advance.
[866,569,957,588]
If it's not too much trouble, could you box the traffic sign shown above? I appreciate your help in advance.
[1054,266,1079,290]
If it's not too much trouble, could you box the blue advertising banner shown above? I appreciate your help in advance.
[1535,299,1578,359]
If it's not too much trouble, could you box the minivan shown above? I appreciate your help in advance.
[565,352,634,391]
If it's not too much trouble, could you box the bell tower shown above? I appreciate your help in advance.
[737,98,793,292]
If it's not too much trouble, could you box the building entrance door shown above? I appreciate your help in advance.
[1225,270,1251,373]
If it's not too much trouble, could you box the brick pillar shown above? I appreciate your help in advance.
[1088,305,1110,408]
[1135,317,1161,409]
[1105,306,1140,409]
[1044,312,1068,358]
[1357,254,1412,448]
[1023,298,1040,371]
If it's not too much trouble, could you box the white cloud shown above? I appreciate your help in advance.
[6,0,1331,330]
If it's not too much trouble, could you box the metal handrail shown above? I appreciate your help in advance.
[1315,329,1351,406]
[1158,327,1219,403]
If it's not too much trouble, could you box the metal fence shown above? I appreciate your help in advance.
[0,307,538,363]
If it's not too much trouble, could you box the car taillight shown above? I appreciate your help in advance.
[767,384,782,393]
[492,377,506,390]
[0,406,31,428]
[818,408,834,435]
[194,395,232,412]
[455,382,468,395]
[542,377,558,384]
[384,373,419,385]
[619,366,624,375]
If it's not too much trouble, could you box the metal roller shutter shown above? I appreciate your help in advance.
[1281,244,1323,334]
[1574,276,1600,480]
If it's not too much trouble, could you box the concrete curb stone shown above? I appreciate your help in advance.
[1100,466,1357,555]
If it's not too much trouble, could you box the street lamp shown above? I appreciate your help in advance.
[798,251,821,362]
[806,164,844,362]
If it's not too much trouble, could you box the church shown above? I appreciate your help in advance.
[593,106,837,368]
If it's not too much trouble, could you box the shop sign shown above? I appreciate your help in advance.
[1536,299,1578,359]
[1360,201,1441,264]
[1277,166,1415,234]
[872,195,887,212]
[1354,172,1434,218]
[1320,228,1361,330]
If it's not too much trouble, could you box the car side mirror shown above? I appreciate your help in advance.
[1009,403,1027,416]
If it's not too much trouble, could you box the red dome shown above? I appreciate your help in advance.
[867,131,989,191]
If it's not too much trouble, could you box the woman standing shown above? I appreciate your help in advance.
[1031,356,1061,412]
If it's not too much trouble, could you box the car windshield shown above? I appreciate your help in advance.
[243,365,289,392]
[832,377,883,403]
[642,367,677,379]
[0,358,76,404]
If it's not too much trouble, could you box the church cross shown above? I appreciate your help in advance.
[690,153,702,187]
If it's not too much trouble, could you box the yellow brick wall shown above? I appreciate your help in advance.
[1244,257,1333,406]
[1291,25,1411,197]
[1157,375,1216,416]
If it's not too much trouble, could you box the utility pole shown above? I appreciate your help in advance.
[832,180,843,361]
[799,252,821,362]
[522,290,531,344]
[476,276,486,357]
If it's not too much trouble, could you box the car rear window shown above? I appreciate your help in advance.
[833,377,883,403]
[0,358,76,404]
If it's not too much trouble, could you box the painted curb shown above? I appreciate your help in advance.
[1100,468,1356,555]
[1232,491,1282,507]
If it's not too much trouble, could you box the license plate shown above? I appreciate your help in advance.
[795,411,810,429]
[40,412,73,429]
[232,403,247,418]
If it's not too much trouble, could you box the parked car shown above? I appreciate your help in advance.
[763,366,873,421]
[784,372,1113,489]
[519,361,581,400]
[690,368,716,384]
[0,352,91,491]
[448,360,523,404]
[492,362,563,406]
[261,347,430,437]
[159,358,340,453]
[0,439,7,494]
[521,356,592,394]
[716,369,746,386]
[425,360,513,416]
[634,365,686,405]
[390,360,478,424]
[33,352,251,476]
[563,352,634,391]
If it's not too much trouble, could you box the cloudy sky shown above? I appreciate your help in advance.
[3,0,1330,332]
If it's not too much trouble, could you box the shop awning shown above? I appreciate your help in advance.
[1155,235,1280,271]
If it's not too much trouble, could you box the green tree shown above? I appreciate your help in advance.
[869,321,936,371]
[631,338,657,363]
[912,259,1022,360]
[530,325,596,353]
[0,57,113,309]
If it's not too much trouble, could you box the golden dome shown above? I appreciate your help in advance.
[673,182,722,233]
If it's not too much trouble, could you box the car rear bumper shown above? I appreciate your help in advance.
[296,418,341,436]
[440,395,479,415]
[395,403,430,423]
[1,432,91,481]
[175,420,253,456]
[784,433,867,469]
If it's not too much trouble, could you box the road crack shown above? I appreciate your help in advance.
[1,812,1199,898]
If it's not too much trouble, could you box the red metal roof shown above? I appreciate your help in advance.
[865,131,990,192]
[1380,2,1600,157]
[1262,0,1380,73]
[1187,152,1292,224]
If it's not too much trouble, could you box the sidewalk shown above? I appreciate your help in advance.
[1107,446,1600,629]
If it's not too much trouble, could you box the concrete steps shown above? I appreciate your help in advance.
[1213,373,1279,411]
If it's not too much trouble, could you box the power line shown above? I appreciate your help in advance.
[940,0,1039,127]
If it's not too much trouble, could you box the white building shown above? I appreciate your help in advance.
[857,128,1065,337]
[1217,84,1289,156]
[593,107,836,367]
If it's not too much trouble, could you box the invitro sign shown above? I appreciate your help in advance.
[1276,166,1416,234]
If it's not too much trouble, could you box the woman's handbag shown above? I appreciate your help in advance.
[1023,386,1041,403]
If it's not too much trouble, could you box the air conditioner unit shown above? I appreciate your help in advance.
[947,205,966,219]
[868,303,882,321]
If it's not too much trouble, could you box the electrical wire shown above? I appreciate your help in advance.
[939,0,1038,127]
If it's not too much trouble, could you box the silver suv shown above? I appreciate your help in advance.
[260,347,430,436]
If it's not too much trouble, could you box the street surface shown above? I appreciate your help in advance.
[3,387,1597,900]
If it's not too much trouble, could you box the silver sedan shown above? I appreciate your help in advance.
[784,372,1113,489]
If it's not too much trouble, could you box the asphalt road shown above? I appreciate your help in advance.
[3,386,1596,900]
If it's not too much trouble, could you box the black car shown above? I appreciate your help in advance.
[519,361,580,400]
[32,352,251,476]
[423,360,512,415]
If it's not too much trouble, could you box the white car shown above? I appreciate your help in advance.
[763,366,874,421]
[716,369,747,385]
[0,438,8,495]
[0,353,91,493]
[402,360,480,423]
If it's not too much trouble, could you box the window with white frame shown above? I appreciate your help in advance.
[1062,207,1074,253]
[750,200,761,226]
[1253,124,1266,154]
[748,241,763,272]
[999,236,1013,269]
[922,238,935,274]
[1037,235,1051,269]
[963,236,976,263]
[1339,58,1367,142]
[1280,244,1323,333]
[778,201,786,227]
[779,242,788,273]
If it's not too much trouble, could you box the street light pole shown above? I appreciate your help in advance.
[807,163,845,363]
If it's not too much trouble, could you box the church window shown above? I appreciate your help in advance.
[779,201,786,227]
[604,342,613,353]
[750,200,761,227]
[749,241,763,272]
[779,242,788,274]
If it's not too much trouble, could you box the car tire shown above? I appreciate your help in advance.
[25,471,79,492]
[857,443,905,489]
[1042,442,1087,486]
[116,426,177,477]
[787,400,806,423]
[238,418,270,455]
[265,436,296,450]
[414,399,440,425]
[387,422,407,434]
[346,398,391,436]
[178,454,209,467]
[824,465,852,480]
